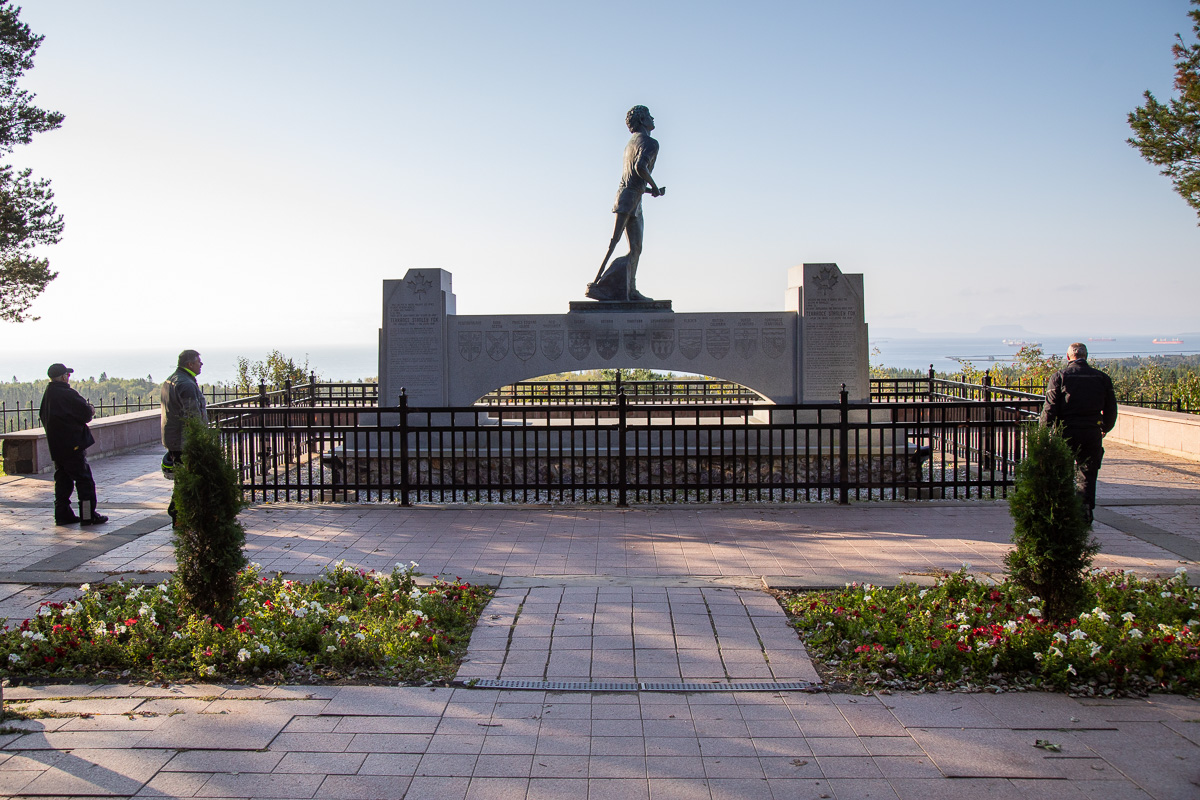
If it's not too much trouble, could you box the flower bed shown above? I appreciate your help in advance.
[0,563,493,684]
[781,567,1200,695]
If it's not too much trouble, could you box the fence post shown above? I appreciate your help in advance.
[284,379,292,407]
[399,390,410,507]
[839,384,849,505]
[258,381,268,408]
[982,371,995,474]
[310,371,317,404]
[617,387,628,507]
[927,364,935,401]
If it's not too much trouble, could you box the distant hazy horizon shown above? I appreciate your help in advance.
[7,331,1196,385]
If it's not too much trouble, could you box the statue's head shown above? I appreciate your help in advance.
[626,105,654,133]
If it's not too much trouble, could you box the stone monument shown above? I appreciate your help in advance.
[378,263,869,408]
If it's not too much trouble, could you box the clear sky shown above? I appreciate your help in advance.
[3,0,1198,367]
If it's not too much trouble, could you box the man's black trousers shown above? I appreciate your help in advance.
[53,450,97,520]
[1064,430,1104,511]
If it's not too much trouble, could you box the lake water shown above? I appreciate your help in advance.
[3,336,1196,384]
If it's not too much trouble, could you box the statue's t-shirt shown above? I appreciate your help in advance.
[612,132,659,214]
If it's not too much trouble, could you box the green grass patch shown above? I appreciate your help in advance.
[781,567,1200,696]
[0,562,493,685]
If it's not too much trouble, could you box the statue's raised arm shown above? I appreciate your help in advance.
[587,105,665,302]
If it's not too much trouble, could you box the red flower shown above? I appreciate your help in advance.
[930,640,942,649]
[956,641,971,652]
[988,590,1002,601]
[125,618,138,627]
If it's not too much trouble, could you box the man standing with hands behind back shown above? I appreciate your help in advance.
[161,349,208,525]
[39,363,107,526]
[1040,342,1118,524]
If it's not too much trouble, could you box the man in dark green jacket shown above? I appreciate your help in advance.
[38,363,107,526]
[160,349,208,524]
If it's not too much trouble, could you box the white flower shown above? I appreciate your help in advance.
[293,608,308,618]
[992,654,1000,667]
[918,590,928,599]
[1161,592,1173,599]
[1028,596,1041,603]
[354,632,366,641]
[1053,632,1069,644]
[337,615,350,624]
[1003,621,1018,633]
[1188,619,1199,628]
[1066,664,1077,676]
[958,624,971,633]
[411,610,428,621]
[1089,643,1102,657]
[1129,629,1143,639]
[1175,566,1188,575]
[201,665,216,676]
[37,606,51,618]
[114,624,126,634]
[962,562,971,570]
[80,583,90,591]
[1070,629,1087,641]
[410,631,420,639]
[172,631,183,639]
[1121,612,1135,623]
[1095,610,1110,622]
[1159,623,1173,633]
[94,623,108,636]
[8,653,20,664]
[1034,652,1044,661]
[955,612,967,622]
[259,644,270,654]
[863,594,872,603]
[409,589,423,601]
[237,648,251,662]
[1028,608,1043,618]
[1049,646,1063,658]
[139,604,153,617]
[327,645,337,652]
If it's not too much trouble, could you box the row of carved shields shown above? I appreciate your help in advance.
[458,328,787,363]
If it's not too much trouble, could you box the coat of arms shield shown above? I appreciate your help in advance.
[458,331,482,362]
[568,330,592,360]
[486,331,510,361]
[512,330,537,361]
[540,330,564,360]
[706,328,730,360]
[678,329,702,360]
[596,331,619,360]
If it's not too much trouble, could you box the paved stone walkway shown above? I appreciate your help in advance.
[0,441,1197,798]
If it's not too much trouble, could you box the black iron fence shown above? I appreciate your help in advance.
[211,388,1042,505]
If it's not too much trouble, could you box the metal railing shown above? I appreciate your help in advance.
[211,387,1042,505]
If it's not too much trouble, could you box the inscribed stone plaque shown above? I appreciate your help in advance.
[379,269,455,407]
[799,263,869,402]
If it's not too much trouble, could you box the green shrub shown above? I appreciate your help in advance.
[1005,423,1099,621]
[172,415,247,625]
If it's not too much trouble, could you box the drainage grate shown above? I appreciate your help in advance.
[462,679,817,693]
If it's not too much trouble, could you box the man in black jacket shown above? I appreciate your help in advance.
[38,363,108,526]
[1040,343,1118,523]
[161,349,208,524]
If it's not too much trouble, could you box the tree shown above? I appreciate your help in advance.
[172,415,247,625]
[1128,0,1200,222]
[1005,424,1099,622]
[236,350,313,394]
[0,3,63,322]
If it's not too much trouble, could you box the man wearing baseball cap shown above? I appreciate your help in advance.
[37,363,107,526]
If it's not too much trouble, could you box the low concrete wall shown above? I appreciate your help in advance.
[0,409,160,475]
[1107,404,1200,463]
